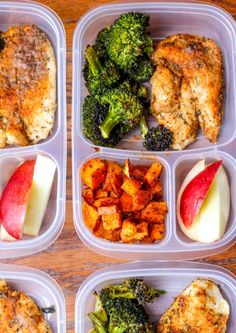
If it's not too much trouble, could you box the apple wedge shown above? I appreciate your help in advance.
[23,154,56,236]
[179,160,222,228]
[0,225,17,241]
[0,160,35,240]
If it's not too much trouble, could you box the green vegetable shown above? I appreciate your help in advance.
[140,116,173,151]
[83,46,121,97]
[94,27,110,58]
[82,95,125,147]
[106,12,153,71]
[127,57,155,83]
[99,82,144,139]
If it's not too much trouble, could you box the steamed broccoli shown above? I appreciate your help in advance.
[104,278,165,305]
[99,82,144,139]
[106,12,153,71]
[140,115,173,151]
[127,57,155,82]
[82,95,125,147]
[83,46,121,97]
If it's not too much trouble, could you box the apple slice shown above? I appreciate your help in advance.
[23,155,56,236]
[0,225,17,241]
[0,160,35,240]
[180,160,222,228]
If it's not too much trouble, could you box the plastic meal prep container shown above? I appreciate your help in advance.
[0,1,67,259]
[0,263,66,332]
[75,261,236,333]
[72,2,236,260]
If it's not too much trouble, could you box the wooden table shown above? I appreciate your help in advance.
[4,0,236,332]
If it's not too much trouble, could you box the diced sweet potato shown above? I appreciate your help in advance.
[82,201,100,231]
[141,201,168,223]
[93,197,119,208]
[95,189,108,199]
[150,224,165,241]
[121,176,142,196]
[98,205,119,215]
[94,223,121,242]
[132,190,151,211]
[120,220,148,243]
[124,160,146,183]
[81,158,107,190]
[119,192,133,212]
[102,212,122,231]
[150,179,163,200]
[82,188,95,205]
[145,162,163,187]
[103,161,123,196]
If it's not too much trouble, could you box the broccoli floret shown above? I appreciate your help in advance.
[88,292,108,333]
[140,115,173,151]
[99,82,144,139]
[83,46,121,97]
[127,57,155,82]
[82,95,125,147]
[104,278,165,305]
[100,289,153,333]
[106,12,153,71]
[94,27,110,58]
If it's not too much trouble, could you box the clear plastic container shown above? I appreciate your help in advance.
[0,1,66,258]
[0,263,66,332]
[75,261,236,333]
[72,2,236,260]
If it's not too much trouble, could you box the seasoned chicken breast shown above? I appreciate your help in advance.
[0,25,56,148]
[0,280,53,333]
[151,34,223,149]
[157,279,229,333]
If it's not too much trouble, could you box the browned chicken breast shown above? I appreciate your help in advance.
[151,34,223,150]
[0,25,56,148]
[157,279,229,333]
[0,280,53,333]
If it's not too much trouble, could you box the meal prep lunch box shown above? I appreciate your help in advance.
[0,263,66,332]
[75,261,236,333]
[72,2,236,260]
[0,1,67,259]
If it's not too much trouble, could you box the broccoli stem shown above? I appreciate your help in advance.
[88,313,108,333]
[139,115,148,138]
[86,46,103,76]
[99,112,121,139]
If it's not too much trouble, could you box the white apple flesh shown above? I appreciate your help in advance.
[177,160,230,243]
[23,154,56,236]
[0,225,17,241]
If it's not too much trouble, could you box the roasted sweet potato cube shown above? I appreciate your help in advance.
[95,189,109,199]
[94,223,121,242]
[119,192,133,212]
[141,201,168,223]
[103,161,123,196]
[82,188,95,205]
[98,205,119,215]
[121,176,142,196]
[132,190,151,211]
[150,224,165,241]
[93,197,119,208]
[81,158,107,189]
[150,179,163,200]
[145,162,163,187]
[124,160,146,183]
[120,220,148,243]
[82,201,100,231]
[102,212,122,231]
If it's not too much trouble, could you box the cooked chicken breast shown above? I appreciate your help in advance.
[151,34,223,149]
[157,279,229,333]
[0,280,53,333]
[0,25,56,148]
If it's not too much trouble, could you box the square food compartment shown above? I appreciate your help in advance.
[0,264,66,333]
[0,1,66,259]
[75,261,236,333]
[73,2,236,152]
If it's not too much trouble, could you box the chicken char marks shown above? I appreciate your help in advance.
[151,34,223,150]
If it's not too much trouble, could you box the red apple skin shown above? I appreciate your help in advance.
[180,160,222,228]
[0,160,35,240]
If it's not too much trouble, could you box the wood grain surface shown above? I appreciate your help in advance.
[3,1,236,332]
